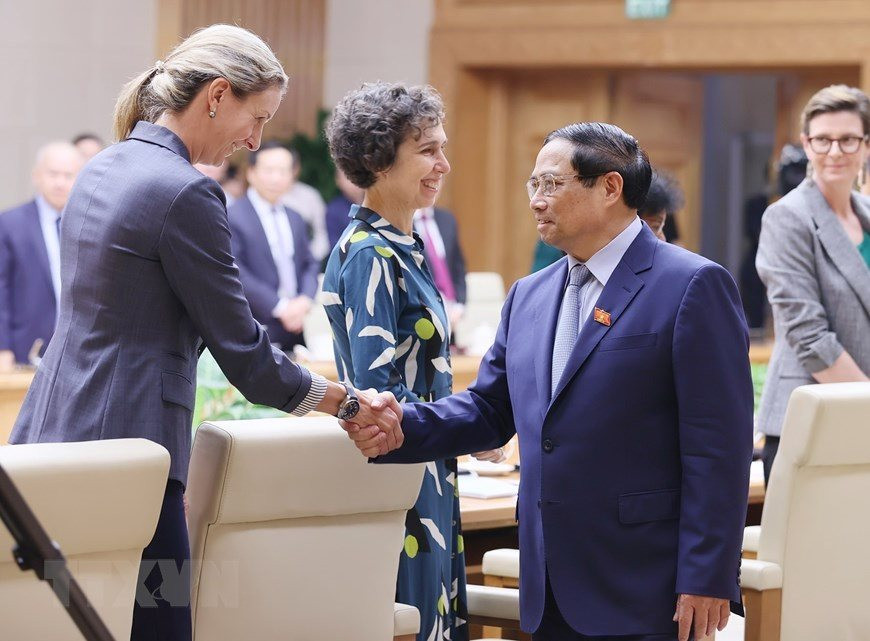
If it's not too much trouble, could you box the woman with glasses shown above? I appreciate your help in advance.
[756,84,870,482]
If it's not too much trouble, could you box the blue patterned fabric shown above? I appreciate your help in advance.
[322,205,468,641]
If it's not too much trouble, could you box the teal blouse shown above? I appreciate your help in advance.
[859,230,870,270]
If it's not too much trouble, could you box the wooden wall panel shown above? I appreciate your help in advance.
[430,0,870,286]
[157,0,325,138]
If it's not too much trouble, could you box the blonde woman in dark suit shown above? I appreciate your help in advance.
[10,25,400,641]
[756,85,870,482]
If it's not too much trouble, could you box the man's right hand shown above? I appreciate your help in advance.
[0,350,14,373]
[342,390,404,457]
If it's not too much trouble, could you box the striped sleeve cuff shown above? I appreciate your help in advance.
[290,372,329,416]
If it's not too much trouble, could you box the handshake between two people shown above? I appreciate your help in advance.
[337,387,508,464]
[340,389,406,458]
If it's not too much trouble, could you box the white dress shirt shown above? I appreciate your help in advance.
[36,195,62,304]
[248,187,298,305]
[564,216,643,332]
[282,181,328,261]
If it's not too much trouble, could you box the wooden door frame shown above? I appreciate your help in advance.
[428,1,870,278]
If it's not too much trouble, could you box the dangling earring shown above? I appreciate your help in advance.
[208,110,216,119]
[859,160,868,191]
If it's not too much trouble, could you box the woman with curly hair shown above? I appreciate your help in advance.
[322,82,501,640]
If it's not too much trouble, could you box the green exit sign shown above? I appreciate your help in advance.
[626,0,671,19]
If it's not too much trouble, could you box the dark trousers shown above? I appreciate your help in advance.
[761,435,780,486]
[130,479,191,641]
[533,573,677,641]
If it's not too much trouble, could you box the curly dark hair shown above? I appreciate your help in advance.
[639,171,684,217]
[325,82,445,189]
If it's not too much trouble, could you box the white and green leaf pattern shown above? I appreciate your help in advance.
[420,517,447,550]
[358,325,396,344]
[426,461,443,496]
[431,357,451,374]
[319,290,341,306]
[365,256,382,316]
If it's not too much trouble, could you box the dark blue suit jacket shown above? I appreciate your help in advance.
[325,194,354,251]
[11,123,320,484]
[378,225,754,636]
[0,200,57,363]
[227,195,319,350]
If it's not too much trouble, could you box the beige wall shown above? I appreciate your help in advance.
[0,0,431,209]
[0,1,156,210]
[323,0,433,108]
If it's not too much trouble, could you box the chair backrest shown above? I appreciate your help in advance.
[454,272,506,353]
[758,382,870,640]
[187,417,424,641]
[0,438,170,640]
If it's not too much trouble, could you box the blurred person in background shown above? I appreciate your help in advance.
[194,159,242,207]
[72,132,105,160]
[0,141,84,370]
[637,170,684,241]
[756,85,870,483]
[8,26,401,641]
[740,145,808,333]
[282,148,330,262]
[530,238,565,273]
[413,204,467,327]
[228,141,319,353]
[325,166,364,250]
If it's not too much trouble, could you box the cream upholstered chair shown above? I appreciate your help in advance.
[0,438,170,640]
[186,417,425,641]
[741,382,870,641]
[453,272,506,353]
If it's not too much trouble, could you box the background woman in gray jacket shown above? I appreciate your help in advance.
[756,84,870,482]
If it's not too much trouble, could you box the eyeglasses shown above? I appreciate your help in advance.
[526,171,611,199]
[806,135,867,155]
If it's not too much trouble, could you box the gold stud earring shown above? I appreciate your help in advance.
[209,110,216,119]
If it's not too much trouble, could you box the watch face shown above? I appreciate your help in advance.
[339,399,360,420]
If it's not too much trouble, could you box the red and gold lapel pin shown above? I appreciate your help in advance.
[593,307,612,326]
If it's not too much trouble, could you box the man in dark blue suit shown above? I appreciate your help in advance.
[0,141,83,369]
[227,142,319,352]
[354,123,754,641]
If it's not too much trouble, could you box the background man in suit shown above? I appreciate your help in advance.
[228,141,319,352]
[355,122,754,641]
[282,148,330,262]
[413,205,468,327]
[0,141,84,370]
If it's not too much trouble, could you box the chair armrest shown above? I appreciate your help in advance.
[743,525,760,554]
[466,584,520,621]
[394,602,420,636]
[482,548,520,579]
[741,559,783,591]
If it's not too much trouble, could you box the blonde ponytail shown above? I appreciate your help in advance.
[110,25,288,142]
[112,67,161,142]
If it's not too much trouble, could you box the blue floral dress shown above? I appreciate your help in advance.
[322,205,468,641]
